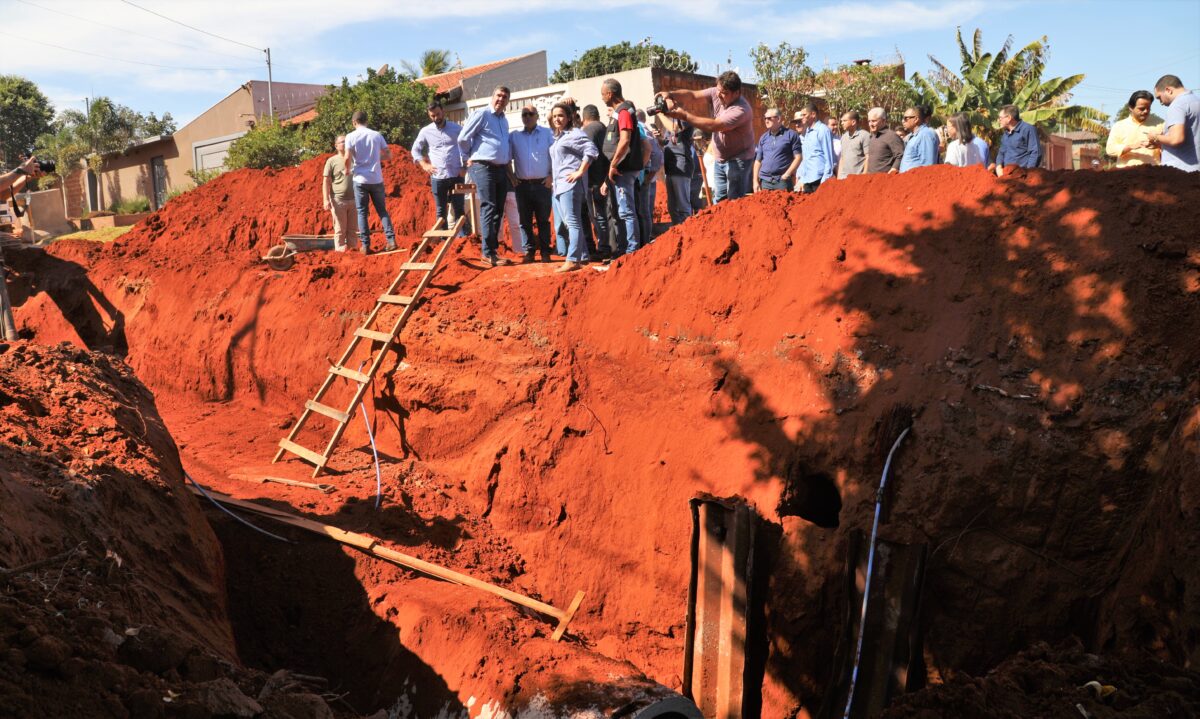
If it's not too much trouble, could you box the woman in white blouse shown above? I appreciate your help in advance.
[944,113,985,167]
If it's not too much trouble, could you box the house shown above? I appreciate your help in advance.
[71,80,327,216]
[418,52,550,121]
[1046,130,1102,170]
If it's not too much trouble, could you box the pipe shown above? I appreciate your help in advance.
[842,425,910,719]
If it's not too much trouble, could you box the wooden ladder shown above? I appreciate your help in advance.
[273,215,465,477]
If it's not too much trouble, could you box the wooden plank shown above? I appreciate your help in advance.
[329,365,369,383]
[422,229,456,238]
[399,262,436,271]
[276,439,326,468]
[379,293,414,305]
[354,328,394,343]
[304,400,349,424]
[188,486,585,640]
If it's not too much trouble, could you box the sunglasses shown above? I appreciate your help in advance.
[903,115,918,120]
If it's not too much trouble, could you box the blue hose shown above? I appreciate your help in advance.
[842,425,911,719]
[356,361,384,510]
[185,471,293,544]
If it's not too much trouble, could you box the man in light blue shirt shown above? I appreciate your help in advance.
[344,110,395,254]
[459,85,513,266]
[899,105,939,173]
[1150,74,1200,172]
[508,105,555,262]
[412,101,467,234]
[793,102,834,193]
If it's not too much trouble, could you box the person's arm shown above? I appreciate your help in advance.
[412,129,435,174]
[1,156,39,193]
[458,111,481,163]
[1105,122,1130,158]
[322,165,333,209]
[1149,114,1187,147]
[752,158,762,192]
[344,144,355,174]
[784,132,803,180]
[641,134,651,167]
[380,136,393,163]
[887,134,903,173]
[820,130,835,179]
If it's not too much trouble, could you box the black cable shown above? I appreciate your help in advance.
[9,36,258,72]
[117,0,263,53]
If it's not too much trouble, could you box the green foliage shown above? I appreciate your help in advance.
[402,50,452,78]
[164,186,189,203]
[109,195,151,214]
[225,117,303,170]
[916,27,1107,146]
[34,124,87,183]
[185,168,222,186]
[815,63,917,125]
[749,42,815,117]
[549,42,697,84]
[0,75,54,166]
[300,67,434,159]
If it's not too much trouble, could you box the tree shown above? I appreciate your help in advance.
[60,98,138,210]
[401,50,452,78]
[34,124,87,209]
[300,66,434,159]
[816,62,917,125]
[224,117,303,170]
[0,75,54,167]
[913,27,1107,146]
[549,41,697,84]
[749,42,815,117]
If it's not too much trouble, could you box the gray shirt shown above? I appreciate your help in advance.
[837,129,870,178]
[1162,90,1200,172]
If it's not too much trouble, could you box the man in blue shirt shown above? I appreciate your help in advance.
[1149,75,1200,172]
[508,105,555,263]
[753,108,802,191]
[991,105,1042,174]
[792,102,834,193]
[459,85,513,266]
[412,101,466,235]
[898,106,940,173]
[344,110,395,254]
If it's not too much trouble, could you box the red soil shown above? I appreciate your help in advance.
[9,154,1200,716]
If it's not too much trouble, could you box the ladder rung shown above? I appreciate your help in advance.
[423,229,456,237]
[400,262,436,271]
[277,439,326,467]
[305,400,349,424]
[354,328,394,343]
[379,293,414,305]
[329,365,370,383]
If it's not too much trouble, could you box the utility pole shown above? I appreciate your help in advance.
[265,48,274,118]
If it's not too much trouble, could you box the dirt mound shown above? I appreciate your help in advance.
[11,161,1200,717]
[0,342,345,718]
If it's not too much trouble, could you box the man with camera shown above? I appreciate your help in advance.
[2,155,45,194]
[655,71,756,203]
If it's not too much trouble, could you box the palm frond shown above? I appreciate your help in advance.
[956,26,973,69]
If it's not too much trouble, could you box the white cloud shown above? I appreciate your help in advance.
[759,1,985,42]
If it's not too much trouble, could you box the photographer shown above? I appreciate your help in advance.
[1,155,42,194]
[655,71,755,203]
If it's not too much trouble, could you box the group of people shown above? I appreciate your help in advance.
[321,71,1197,264]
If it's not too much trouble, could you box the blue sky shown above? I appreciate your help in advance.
[3,0,1198,127]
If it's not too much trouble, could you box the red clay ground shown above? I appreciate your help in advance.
[8,151,1200,716]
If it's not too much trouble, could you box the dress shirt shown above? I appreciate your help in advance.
[344,126,388,184]
[867,129,906,173]
[971,136,990,166]
[899,125,939,172]
[550,128,600,196]
[509,125,554,179]
[412,120,465,179]
[1106,116,1162,167]
[755,127,802,179]
[458,107,511,165]
[995,120,1041,168]
[799,122,835,184]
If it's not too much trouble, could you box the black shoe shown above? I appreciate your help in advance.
[483,255,498,267]
[523,252,537,264]
[540,252,552,263]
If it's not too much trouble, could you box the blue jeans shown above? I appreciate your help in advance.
[611,172,639,255]
[467,163,508,258]
[665,173,693,224]
[514,180,552,258]
[713,157,753,203]
[554,184,588,263]
[431,175,465,231]
[636,176,653,246]
[353,181,395,250]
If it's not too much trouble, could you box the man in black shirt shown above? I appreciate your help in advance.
[581,104,612,259]
[661,117,694,224]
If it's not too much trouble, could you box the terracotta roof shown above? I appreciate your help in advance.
[282,108,318,126]
[417,53,538,95]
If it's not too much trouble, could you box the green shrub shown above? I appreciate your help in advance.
[186,167,222,186]
[225,116,302,169]
[109,195,151,214]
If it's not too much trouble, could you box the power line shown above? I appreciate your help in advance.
[117,0,263,52]
[14,0,261,63]
[10,36,258,72]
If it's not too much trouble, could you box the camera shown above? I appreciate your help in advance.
[19,151,55,175]
[646,95,670,117]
